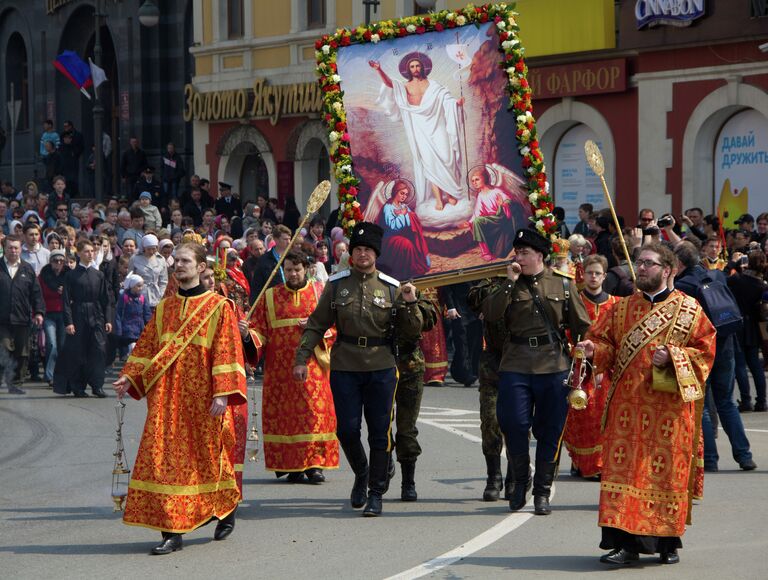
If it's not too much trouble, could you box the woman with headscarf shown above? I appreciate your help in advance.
[128,234,168,309]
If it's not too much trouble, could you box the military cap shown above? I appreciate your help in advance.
[513,228,551,256]
[219,182,232,191]
[349,221,383,256]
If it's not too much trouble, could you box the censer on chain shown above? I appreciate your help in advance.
[246,380,260,462]
[565,346,589,410]
[111,401,131,511]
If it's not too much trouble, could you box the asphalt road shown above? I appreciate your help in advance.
[1,375,767,579]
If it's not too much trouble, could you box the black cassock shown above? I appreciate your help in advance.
[53,265,114,395]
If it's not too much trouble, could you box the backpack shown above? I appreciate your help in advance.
[696,272,742,338]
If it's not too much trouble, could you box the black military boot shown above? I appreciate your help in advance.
[400,461,417,502]
[533,461,558,515]
[340,439,368,509]
[363,450,390,517]
[507,454,532,511]
[483,454,503,501]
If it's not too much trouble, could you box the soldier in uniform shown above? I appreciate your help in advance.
[483,229,591,515]
[293,222,423,517]
[393,291,438,501]
[467,277,508,501]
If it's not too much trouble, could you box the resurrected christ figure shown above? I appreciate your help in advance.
[369,52,465,212]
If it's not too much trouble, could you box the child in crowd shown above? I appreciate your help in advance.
[115,274,152,358]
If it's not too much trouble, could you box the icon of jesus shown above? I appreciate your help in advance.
[369,51,465,213]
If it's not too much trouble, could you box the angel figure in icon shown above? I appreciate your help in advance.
[465,164,531,261]
[364,178,431,280]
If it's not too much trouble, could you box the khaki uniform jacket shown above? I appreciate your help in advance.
[295,268,423,372]
[482,267,591,374]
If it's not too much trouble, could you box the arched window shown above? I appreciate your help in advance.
[6,33,29,131]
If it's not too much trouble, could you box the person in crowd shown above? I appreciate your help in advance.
[701,235,727,270]
[61,120,84,160]
[294,222,423,517]
[728,250,768,412]
[573,203,593,237]
[258,219,274,243]
[0,235,45,394]
[121,137,148,199]
[242,202,261,232]
[283,197,301,232]
[39,119,60,158]
[39,249,68,387]
[21,223,50,275]
[468,277,511,502]
[242,235,265,291]
[132,166,163,206]
[59,132,80,195]
[214,182,242,219]
[242,249,338,484]
[482,229,591,516]
[563,255,618,479]
[53,239,113,398]
[42,140,63,189]
[113,242,247,555]
[250,224,292,301]
[46,232,63,251]
[441,283,482,387]
[137,191,163,232]
[160,142,185,201]
[673,241,757,473]
[604,235,637,297]
[182,188,208,227]
[115,274,151,356]
[121,207,146,246]
[129,234,168,310]
[577,242,716,566]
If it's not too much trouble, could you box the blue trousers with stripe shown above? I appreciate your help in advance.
[497,370,570,463]
[330,368,397,452]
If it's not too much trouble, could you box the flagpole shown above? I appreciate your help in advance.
[93,0,104,203]
[456,31,470,199]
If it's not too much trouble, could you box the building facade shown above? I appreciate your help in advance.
[0,0,193,197]
[190,1,768,225]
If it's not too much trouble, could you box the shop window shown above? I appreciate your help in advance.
[5,33,29,132]
[228,0,244,39]
[307,0,326,29]
[751,0,768,17]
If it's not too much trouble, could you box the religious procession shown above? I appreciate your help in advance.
[2,1,768,578]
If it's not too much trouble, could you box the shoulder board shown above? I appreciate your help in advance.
[328,270,351,282]
[377,272,401,287]
[553,268,575,279]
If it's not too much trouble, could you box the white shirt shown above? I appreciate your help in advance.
[4,258,20,279]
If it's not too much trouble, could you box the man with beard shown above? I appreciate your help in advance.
[577,242,716,566]
[482,229,591,516]
[293,222,423,516]
[113,242,247,555]
[241,250,338,484]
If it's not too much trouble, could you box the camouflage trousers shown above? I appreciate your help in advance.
[479,350,503,457]
[394,346,426,463]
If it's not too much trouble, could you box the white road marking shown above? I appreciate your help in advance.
[395,406,546,579]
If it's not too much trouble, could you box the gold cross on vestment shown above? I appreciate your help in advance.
[614,447,627,463]
[653,455,666,473]
[661,420,674,438]
[619,411,631,428]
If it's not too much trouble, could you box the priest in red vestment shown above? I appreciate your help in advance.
[564,254,619,479]
[418,287,448,385]
[113,242,247,555]
[578,243,716,567]
[241,249,339,484]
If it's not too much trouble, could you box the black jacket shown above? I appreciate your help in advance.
[250,249,282,302]
[121,147,148,179]
[215,196,243,219]
[0,260,45,325]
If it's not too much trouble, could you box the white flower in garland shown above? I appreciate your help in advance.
[544,181,551,193]
[406,24,416,33]
[331,74,341,83]
[329,131,339,142]
[528,193,538,204]
[332,102,343,111]
[371,33,380,43]
[456,15,466,25]
[322,45,330,55]
[516,114,527,123]
[341,164,352,173]
[497,21,506,30]
[520,146,530,156]
[446,12,456,21]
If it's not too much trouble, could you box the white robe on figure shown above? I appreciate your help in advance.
[377,80,470,228]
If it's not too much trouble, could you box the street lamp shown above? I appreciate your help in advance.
[93,0,160,202]
[138,0,160,28]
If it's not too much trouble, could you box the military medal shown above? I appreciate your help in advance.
[340,288,350,297]
[373,289,385,306]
